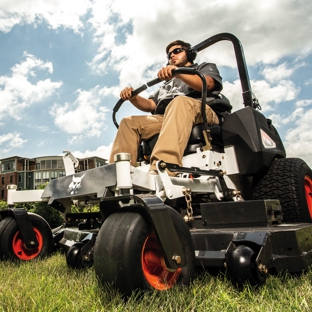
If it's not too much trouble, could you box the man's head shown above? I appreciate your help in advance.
[166,40,197,66]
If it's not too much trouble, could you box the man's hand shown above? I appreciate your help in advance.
[120,87,137,100]
[120,86,156,112]
[158,65,216,92]
[157,65,178,80]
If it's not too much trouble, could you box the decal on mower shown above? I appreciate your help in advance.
[68,173,86,194]
[260,129,276,149]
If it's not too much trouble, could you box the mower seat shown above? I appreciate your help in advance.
[140,95,232,161]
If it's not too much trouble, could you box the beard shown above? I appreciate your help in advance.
[172,54,190,67]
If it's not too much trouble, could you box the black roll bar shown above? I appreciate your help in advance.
[112,32,254,129]
[193,32,253,108]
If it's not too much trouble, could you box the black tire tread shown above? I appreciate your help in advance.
[94,207,195,295]
[253,158,312,222]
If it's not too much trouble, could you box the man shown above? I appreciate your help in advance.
[109,40,223,175]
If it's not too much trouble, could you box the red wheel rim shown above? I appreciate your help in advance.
[12,227,43,260]
[304,175,312,219]
[141,232,181,290]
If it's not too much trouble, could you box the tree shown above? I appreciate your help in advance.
[0,200,8,210]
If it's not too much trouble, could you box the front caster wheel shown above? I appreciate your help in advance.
[226,245,267,286]
[0,213,53,261]
[66,241,93,269]
[66,243,85,269]
[93,207,195,296]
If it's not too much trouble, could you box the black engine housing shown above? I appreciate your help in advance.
[222,106,286,176]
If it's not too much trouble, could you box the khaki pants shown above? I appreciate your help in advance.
[109,96,219,171]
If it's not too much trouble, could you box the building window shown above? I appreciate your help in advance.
[52,160,57,169]
[1,190,4,198]
[59,171,66,177]
[10,175,13,183]
[96,160,106,167]
[5,163,11,170]
[42,171,49,182]
[46,160,51,169]
[1,177,4,184]
[58,160,64,169]
[41,160,46,170]
[18,174,22,183]
[35,172,41,183]
[51,171,58,180]
[36,163,40,170]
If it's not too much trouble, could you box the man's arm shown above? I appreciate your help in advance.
[157,65,215,92]
[120,87,157,112]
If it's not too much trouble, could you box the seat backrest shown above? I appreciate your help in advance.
[207,94,232,123]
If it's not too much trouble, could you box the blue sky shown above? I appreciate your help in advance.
[0,0,312,167]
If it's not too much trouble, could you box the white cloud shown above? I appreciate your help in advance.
[304,78,312,86]
[0,132,27,155]
[1,0,312,165]
[222,80,243,112]
[222,78,300,112]
[27,124,51,132]
[267,107,304,128]
[0,0,91,33]
[72,143,112,160]
[252,79,300,109]
[12,52,53,76]
[0,11,23,33]
[296,99,312,107]
[86,0,312,81]
[284,108,312,167]
[50,86,109,142]
[2,0,312,88]
[261,62,305,83]
[0,53,62,121]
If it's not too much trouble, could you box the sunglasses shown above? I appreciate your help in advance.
[167,48,185,59]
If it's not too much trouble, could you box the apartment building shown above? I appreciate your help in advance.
[0,154,107,201]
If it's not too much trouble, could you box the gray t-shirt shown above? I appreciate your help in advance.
[149,62,222,115]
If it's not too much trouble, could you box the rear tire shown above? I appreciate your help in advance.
[253,158,312,222]
[93,207,195,296]
[0,213,53,261]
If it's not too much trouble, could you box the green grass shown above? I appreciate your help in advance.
[0,253,311,311]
